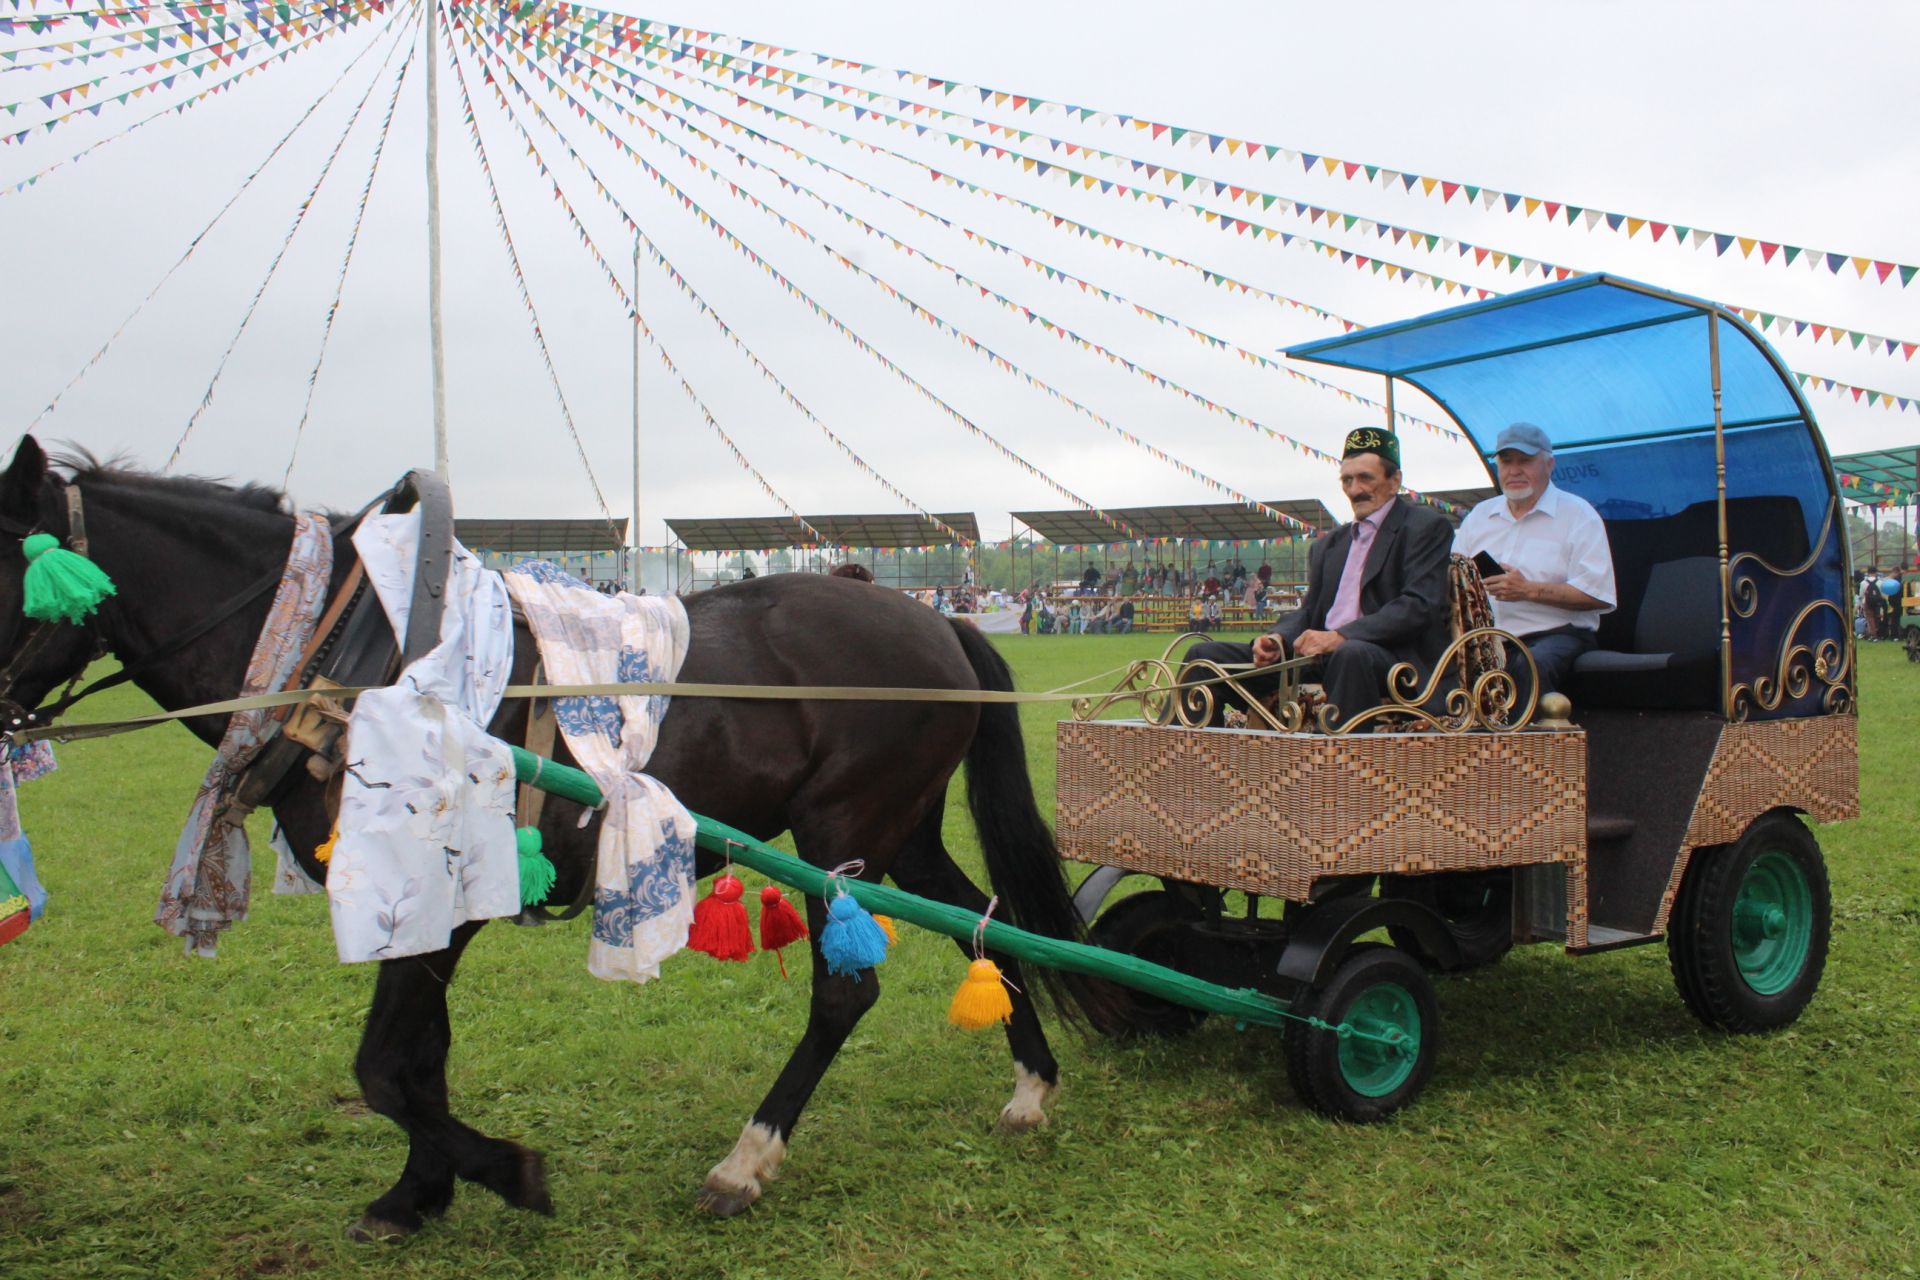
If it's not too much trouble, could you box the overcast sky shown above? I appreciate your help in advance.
[3,0,1915,548]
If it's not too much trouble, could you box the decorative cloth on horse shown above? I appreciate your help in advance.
[0,753,52,931]
[326,514,519,964]
[502,562,694,984]
[154,514,332,957]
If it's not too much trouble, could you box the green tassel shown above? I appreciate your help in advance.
[516,826,557,907]
[21,533,116,624]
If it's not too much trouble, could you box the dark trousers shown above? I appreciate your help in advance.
[1512,625,1596,703]
[1184,638,1398,731]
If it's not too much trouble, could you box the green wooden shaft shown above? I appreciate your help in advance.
[505,743,1293,1029]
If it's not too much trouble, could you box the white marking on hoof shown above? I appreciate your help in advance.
[698,1121,787,1215]
[997,1063,1058,1132]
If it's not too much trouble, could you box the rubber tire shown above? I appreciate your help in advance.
[1087,890,1209,1038]
[1284,944,1438,1123]
[1668,812,1830,1033]
[1380,869,1514,971]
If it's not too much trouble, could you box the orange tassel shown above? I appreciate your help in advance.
[873,914,899,946]
[948,957,1014,1030]
[687,873,753,962]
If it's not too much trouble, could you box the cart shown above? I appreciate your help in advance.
[1056,275,1859,1120]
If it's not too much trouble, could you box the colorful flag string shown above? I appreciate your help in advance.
[1,0,392,196]
[24,5,402,429]
[454,22,963,546]
[572,9,1917,291]
[451,9,1133,539]
[438,2,621,539]
[163,2,410,470]
[282,6,415,487]
[460,18,1295,533]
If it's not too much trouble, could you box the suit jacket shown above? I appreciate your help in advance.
[1271,498,1453,669]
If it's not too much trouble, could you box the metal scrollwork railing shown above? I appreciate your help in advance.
[1729,600,1853,720]
[1320,628,1540,735]
[1728,498,1837,620]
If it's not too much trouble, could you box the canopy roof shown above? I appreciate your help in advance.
[1832,446,1918,504]
[1012,499,1337,546]
[666,512,980,552]
[1285,274,1815,458]
[456,517,626,553]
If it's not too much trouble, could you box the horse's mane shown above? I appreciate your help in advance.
[51,445,291,516]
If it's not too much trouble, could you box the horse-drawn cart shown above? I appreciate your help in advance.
[1056,275,1859,1119]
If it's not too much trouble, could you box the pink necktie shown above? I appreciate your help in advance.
[1324,518,1377,631]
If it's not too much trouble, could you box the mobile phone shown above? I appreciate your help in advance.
[1472,550,1504,579]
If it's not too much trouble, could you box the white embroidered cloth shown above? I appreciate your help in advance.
[326,514,520,963]
[503,561,694,983]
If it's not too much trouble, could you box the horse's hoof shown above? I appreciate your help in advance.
[345,1214,415,1244]
[995,1102,1049,1134]
[695,1177,761,1218]
[996,1065,1058,1133]
[507,1145,554,1216]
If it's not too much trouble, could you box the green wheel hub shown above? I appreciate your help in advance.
[1336,982,1422,1097]
[1732,850,1813,996]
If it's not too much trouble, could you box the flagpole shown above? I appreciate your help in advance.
[641,237,656,594]
[425,0,450,478]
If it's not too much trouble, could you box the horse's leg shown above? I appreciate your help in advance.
[348,922,553,1241]
[697,794,941,1217]
[885,806,1060,1132]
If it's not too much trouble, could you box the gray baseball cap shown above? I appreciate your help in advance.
[1494,422,1553,456]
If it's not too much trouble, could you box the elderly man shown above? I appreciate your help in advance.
[1184,427,1452,729]
[1453,422,1616,699]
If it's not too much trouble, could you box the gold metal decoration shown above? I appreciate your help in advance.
[1319,628,1540,735]
[1727,498,1837,619]
[1728,600,1854,720]
[1067,632,1307,731]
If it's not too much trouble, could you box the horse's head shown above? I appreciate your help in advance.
[0,435,104,726]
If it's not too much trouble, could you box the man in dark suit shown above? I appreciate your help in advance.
[1184,427,1452,730]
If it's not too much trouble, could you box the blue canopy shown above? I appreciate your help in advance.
[1285,274,1818,454]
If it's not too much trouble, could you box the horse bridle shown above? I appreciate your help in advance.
[0,485,284,733]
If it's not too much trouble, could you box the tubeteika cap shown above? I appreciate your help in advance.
[1342,426,1400,469]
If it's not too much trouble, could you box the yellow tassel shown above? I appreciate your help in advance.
[947,958,1013,1030]
[314,829,338,865]
[873,914,899,946]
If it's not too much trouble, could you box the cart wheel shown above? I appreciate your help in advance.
[1087,890,1209,1038]
[1380,870,1513,971]
[1284,944,1436,1122]
[1668,812,1830,1033]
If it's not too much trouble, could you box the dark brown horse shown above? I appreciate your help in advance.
[0,436,1122,1238]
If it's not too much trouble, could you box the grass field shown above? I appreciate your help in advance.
[2,634,1917,1278]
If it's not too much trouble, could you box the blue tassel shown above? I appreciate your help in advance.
[819,890,889,977]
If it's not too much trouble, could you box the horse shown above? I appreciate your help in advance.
[0,435,1126,1239]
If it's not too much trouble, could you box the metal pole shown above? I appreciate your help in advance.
[424,0,449,478]
[631,237,643,592]
[1710,313,1732,717]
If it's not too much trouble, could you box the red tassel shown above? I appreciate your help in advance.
[687,873,753,961]
[758,884,809,977]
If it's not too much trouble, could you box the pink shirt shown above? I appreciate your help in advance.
[1324,498,1395,631]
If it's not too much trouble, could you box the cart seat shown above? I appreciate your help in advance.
[1566,495,1808,712]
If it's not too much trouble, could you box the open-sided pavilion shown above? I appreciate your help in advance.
[664,512,981,591]
[1008,499,1338,588]
[1831,445,1918,570]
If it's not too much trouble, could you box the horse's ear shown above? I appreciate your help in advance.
[2,436,48,523]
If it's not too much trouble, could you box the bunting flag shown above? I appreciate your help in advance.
[455,24,965,546]
[1834,472,1912,503]
[457,15,1308,533]
[1795,371,1920,418]
[1,1,394,197]
[26,8,407,430]
[439,6,621,536]
[595,26,1917,363]
[542,7,1915,291]
[283,15,415,487]
[163,6,413,471]
[450,12,1134,539]
[0,0,350,70]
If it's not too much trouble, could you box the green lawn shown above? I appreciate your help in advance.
[2,635,1917,1278]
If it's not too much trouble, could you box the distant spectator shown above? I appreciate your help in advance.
[1113,597,1135,634]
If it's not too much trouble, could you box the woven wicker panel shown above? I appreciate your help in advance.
[1057,721,1586,902]
[1651,714,1860,935]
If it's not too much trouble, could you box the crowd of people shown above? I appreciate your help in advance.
[1856,568,1911,641]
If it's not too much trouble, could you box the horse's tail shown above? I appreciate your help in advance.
[947,619,1130,1031]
